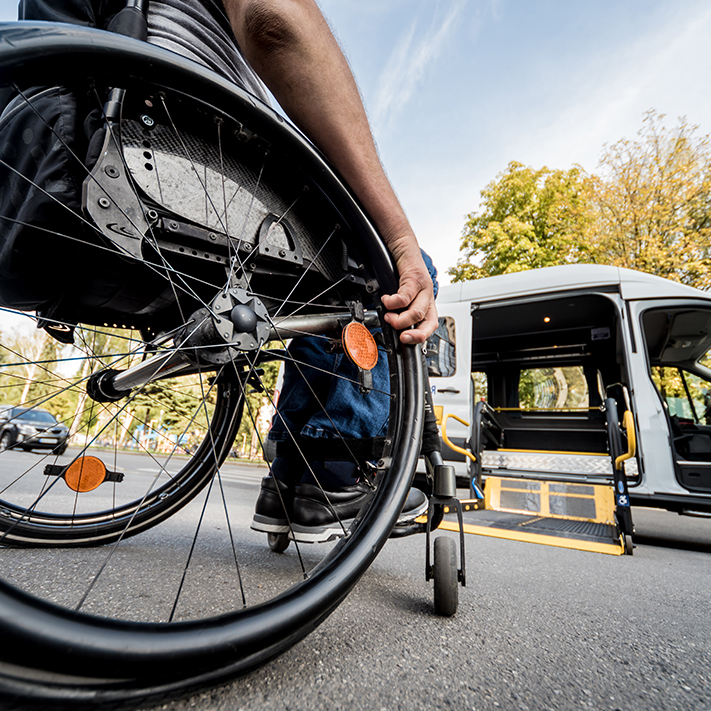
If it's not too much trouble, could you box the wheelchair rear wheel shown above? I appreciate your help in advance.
[0,23,424,707]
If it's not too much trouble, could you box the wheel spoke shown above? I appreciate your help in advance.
[73,368,225,611]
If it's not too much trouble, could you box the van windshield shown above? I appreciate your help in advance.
[643,307,711,425]
[651,367,711,424]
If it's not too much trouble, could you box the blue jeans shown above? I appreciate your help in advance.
[268,251,438,487]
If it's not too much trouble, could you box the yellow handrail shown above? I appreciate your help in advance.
[442,414,476,464]
[615,410,637,471]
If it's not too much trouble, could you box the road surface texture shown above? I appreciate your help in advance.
[140,502,711,711]
[0,449,708,711]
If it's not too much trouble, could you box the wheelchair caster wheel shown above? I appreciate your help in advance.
[268,532,290,553]
[624,534,634,556]
[433,536,458,616]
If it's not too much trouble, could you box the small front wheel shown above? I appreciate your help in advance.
[433,536,458,617]
[268,532,290,553]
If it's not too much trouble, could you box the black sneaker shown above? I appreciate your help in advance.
[251,477,295,534]
[289,483,429,543]
[289,482,371,543]
[395,487,428,525]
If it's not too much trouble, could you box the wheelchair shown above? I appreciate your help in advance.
[0,16,464,707]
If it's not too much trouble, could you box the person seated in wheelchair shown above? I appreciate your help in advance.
[253,252,438,543]
[15,0,439,540]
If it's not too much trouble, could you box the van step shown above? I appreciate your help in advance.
[432,475,625,555]
[481,449,638,477]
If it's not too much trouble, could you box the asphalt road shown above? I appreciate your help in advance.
[1,450,710,711]
[142,496,711,711]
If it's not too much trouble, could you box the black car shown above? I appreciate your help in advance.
[0,407,70,454]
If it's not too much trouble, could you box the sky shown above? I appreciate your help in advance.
[1,0,710,285]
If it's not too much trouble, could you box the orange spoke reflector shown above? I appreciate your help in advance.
[64,456,107,493]
[342,321,378,371]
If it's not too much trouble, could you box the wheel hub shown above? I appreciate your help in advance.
[211,288,270,351]
[178,287,271,365]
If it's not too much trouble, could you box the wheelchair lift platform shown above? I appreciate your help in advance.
[432,475,626,556]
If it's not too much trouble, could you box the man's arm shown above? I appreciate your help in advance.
[222,0,437,344]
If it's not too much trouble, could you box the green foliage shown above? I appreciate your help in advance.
[0,321,282,458]
[449,162,593,281]
[129,376,216,447]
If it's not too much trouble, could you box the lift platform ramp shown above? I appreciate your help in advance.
[435,474,626,556]
[423,405,637,556]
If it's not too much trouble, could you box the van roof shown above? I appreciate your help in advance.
[438,264,710,305]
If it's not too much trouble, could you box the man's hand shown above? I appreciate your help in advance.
[381,242,437,344]
[224,0,438,344]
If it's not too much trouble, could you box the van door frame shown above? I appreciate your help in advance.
[466,288,640,480]
[629,298,711,502]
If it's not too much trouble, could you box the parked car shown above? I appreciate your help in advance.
[0,407,69,454]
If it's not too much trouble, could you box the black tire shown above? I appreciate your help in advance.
[0,432,12,451]
[267,532,290,553]
[624,533,634,556]
[433,535,458,617]
[0,22,424,707]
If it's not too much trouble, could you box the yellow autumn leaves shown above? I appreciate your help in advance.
[450,111,711,289]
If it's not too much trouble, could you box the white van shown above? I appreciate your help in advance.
[425,264,711,549]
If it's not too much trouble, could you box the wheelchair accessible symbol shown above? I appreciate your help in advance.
[617,494,629,507]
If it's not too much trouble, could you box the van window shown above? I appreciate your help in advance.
[651,366,711,424]
[472,371,488,402]
[519,366,589,410]
[426,316,456,377]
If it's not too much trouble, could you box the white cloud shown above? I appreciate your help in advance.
[507,3,711,173]
[372,0,465,135]
[406,1,711,283]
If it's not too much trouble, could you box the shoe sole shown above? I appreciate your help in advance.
[288,518,356,543]
[395,498,429,525]
[251,513,289,535]
[288,497,430,543]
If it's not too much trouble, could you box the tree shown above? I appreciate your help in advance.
[236,358,280,459]
[587,111,711,289]
[450,112,711,288]
[0,328,70,414]
[449,162,593,281]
